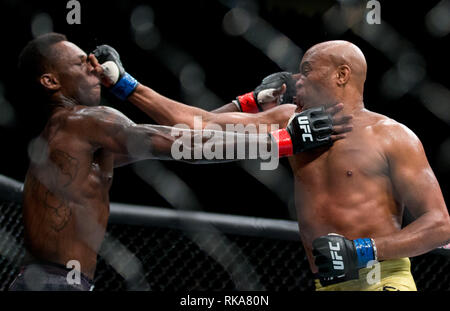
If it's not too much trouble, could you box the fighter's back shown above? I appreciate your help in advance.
[22,106,114,279]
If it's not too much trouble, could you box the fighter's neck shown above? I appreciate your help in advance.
[340,98,365,115]
[49,94,80,110]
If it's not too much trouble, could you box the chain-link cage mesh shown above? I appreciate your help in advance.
[1,199,449,291]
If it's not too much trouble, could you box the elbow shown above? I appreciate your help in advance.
[443,215,450,243]
[433,211,450,245]
[437,210,450,229]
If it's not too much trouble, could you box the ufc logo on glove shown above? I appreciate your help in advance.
[297,116,313,142]
[329,242,344,270]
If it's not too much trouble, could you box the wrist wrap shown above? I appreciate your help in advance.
[110,72,139,100]
[353,238,376,269]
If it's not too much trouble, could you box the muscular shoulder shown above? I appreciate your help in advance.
[369,112,422,157]
[64,105,136,128]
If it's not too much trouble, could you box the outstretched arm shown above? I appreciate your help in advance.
[72,105,344,167]
[70,106,275,166]
[128,84,352,140]
[89,47,304,131]
[127,84,293,131]
[128,84,215,128]
[124,71,292,129]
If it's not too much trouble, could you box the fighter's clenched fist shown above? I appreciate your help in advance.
[270,107,333,157]
[91,45,139,100]
[234,71,296,113]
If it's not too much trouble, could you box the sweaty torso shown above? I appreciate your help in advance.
[23,107,114,279]
[288,109,403,273]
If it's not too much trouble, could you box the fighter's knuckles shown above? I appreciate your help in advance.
[312,116,332,129]
[257,88,277,102]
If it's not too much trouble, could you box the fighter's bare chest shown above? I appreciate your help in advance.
[289,131,388,181]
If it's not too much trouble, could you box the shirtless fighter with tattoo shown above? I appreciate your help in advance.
[93,40,450,291]
[8,33,349,290]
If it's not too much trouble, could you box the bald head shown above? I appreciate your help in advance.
[304,40,367,92]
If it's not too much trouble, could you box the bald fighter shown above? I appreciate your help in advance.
[9,33,348,291]
[95,40,450,291]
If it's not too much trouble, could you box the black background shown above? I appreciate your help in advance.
[0,0,448,220]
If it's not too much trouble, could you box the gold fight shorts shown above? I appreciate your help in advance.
[315,258,417,291]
